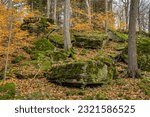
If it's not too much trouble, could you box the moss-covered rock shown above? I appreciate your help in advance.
[21,17,53,35]
[115,34,150,72]
[49,34,64,48]
[45,56,115,87]
[73,33,108,49]
[33,38,55,51]
[0,83,16,100]
[47,50,68,61]
[108,31,128,42]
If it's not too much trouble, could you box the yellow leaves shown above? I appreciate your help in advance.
[72,22,93,31]
[0,3,35,57]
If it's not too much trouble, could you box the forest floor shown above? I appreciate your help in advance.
[1,37,150,100]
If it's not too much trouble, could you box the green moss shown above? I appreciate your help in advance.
[11,55,25,64]
[114,33,150,72]
[31,55,52,71]
[47,50,68,61]
[46,48,76,61]
[115,79,127,85]
[139,78,150,96]
[73,33,108,49]
[31,51,48,60]
[80,49,87,55]
[110,31,128,42]
[33,39,55,51]
[23,46,32,54]
[49,34,64,48]
[45,56,115,87]
[0,83,16,100]
[21,17,51,35]
[138,54,150,72]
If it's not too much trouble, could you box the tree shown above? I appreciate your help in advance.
[47,0,51,18]
[85,0,91,25]
[53,0,57,24]
[149,7,150,32]
[121,0,130,29]
[128,0,140,78]
[64,0,72,51]
[105,0,108,33]
[4,0,13,80]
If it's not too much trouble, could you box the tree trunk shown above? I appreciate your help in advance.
[105,0,108,33]
[64,0,72,51]
[4,0,13,80]
[85,0,92,25]
[148,8,150,33]
[124,0,129,30]
[47,0,51,18]
[137,0,141,31]
[53,0,57,24]
[128,0,140,78]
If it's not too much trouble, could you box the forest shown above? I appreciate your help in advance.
[0,0,150,100]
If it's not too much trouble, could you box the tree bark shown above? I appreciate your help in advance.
[53,0,57,24]
[85,0,92,25]
[4,0,13,80]
[128,0,140,78]
[64,0,72,51]
[105,0,108,33]
[47,0,51,18]
[148,8,150,33]
[137,0,141,31]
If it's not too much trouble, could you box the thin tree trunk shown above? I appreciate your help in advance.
[47,0,51,18]
[137,0,141,31]
[64,0,72,51]
[148,8,150,33]
[85,0,92,25]
[125,0,129,30]
[53,0,57,24]
[128,0,140,78]
[105,0,108,33]
[4,0,13,80]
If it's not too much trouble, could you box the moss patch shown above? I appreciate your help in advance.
[33,38,55,51]
[139,78,150,96]
[0,83,16,100]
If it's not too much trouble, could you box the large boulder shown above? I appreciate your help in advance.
[108,31,128,43]
[45,56,116,87]
[114,33,150,72]
[73,33,108,49]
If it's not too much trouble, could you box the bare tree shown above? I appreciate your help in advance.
[47,0,51,18]
[148,8,150,33]
[128,0,140,78]
[64,0,72,51]
[4,0,13,80]
[105,0,108,33]
[121,0,130,29]
[53,0,57,24]
[85,0,92,25]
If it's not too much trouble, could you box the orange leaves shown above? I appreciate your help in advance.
[72,22,93,31]
[0,3,35,56]
[71,3,115,32]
